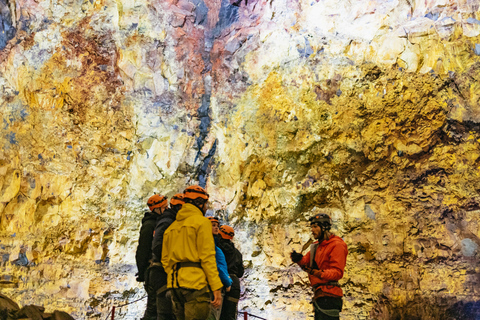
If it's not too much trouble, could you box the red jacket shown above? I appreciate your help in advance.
[297,235,348,298]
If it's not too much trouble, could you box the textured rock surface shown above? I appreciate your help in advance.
[1,0,480,319]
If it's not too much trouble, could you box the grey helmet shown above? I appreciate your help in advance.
[309,213,332,231]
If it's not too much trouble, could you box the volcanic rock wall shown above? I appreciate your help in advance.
[1,0,480,319]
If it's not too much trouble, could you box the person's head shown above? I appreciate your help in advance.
[183,185,210,214]
[207,216,220,235]
[170,193,185,213]
[147,194,168,214]
[219,225,235,240]
[309,213,332,240]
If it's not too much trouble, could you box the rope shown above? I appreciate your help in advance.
[103,294,147,320]
[240,311,267,320]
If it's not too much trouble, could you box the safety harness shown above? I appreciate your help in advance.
[170,261,215,303]
[172,261,203,289]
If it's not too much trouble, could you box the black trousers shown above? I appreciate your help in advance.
[314,296,343,320]
[219,275,240,320]
[143,266,175,320]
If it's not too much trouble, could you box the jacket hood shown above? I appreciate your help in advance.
[176,203,203,221]
[317,234,343,247]
[142,210,158,224]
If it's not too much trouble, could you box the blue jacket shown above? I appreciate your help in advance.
[215,238,233,288]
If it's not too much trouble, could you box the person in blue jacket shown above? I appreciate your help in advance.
[207,216,232,320]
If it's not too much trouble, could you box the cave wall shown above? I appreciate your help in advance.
[1,0,480,319]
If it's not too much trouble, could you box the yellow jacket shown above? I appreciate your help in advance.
[161,203,223,291]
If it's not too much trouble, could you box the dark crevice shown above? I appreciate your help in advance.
[191,0,241,186]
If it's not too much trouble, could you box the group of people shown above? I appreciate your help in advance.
[135,184,348,320]
[135,185,244,320]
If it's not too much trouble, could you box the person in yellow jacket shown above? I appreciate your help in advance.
[161,185,223,320]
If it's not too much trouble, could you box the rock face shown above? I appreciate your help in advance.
[1,0,480,319]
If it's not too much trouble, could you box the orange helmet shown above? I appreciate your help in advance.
[207,216,219,223]
[170,194,185,206]
[184,185,209,200]
[147,194,168,210]
[219,225,235,240]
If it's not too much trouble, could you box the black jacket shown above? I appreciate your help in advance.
[135,211,159,281]
[217,237,244,278]
[151,208,177,263]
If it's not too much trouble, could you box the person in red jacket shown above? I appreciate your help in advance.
[291,213,348,320]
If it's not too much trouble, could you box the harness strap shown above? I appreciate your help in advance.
[313,281,341,289]
[177,262,202,268]
[225,296,239,303]
[313,300,340,318]
[156,284,168,295]
[150,262,163,268]
[310,243,319,269]
[173,262,203,289]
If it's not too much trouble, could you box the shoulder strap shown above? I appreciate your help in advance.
[309,243,319,269]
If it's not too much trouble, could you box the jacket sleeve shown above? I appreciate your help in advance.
[319,242,348,281]
[161,229,172,278]
[152,218,172,261]
[197,219,223,291]
[297,250,311,268]
[135,220,155,280]
[235,249,245,278]
[216,247,233,287]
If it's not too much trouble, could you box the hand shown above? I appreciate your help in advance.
[226,286,231,292]
[291,250,303,263]
[301,265,313,274]
[301,265,322,278]
[211,289,222,309]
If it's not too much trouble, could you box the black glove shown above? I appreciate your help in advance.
[291,250,303,263]
[135,272,144,282]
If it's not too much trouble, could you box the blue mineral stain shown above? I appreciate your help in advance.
[173,125,179,130]
[365,205,376,219]
[336,89,342,97]
[425,12,439,20]
[0,0,16,50]
[7,132,17,144]
[461,238,478,257]
[12,252,28,266]
[298,37,314,58]
[467,17,480,25]
[474,44,480,56]
[192,0,208,26]
[11,233,16,238]
[3,119,8,129]
[38,154,43,159]
[67,145,72,149]
[20,108,28,120]
[127,155,130,161]
[213,0,239,38]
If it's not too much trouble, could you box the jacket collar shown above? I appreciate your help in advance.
[176,203,204,221]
